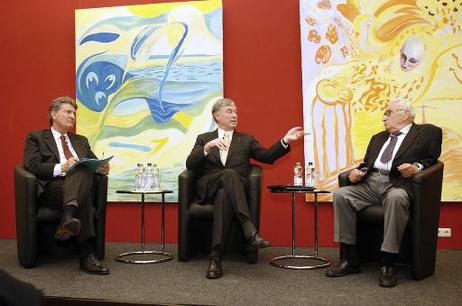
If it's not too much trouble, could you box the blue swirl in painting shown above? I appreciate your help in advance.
[76,54,128,112]
[80,32,120,45]
[131,22,189,122]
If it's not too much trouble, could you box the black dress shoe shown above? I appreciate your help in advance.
[54,216,81,241]
[80,254,110,275]
[206,257,223,279]
[325,259,361,277]
[247,232,271,250]
[379,265,398,287]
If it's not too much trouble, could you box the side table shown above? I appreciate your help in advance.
[268,185,331,270]
[115,189,173,264]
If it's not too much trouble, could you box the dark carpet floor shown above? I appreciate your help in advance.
[1,239,461,305]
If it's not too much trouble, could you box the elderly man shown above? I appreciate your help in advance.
[186,98,303,279]
[325,99,442,287]
[23,96,110,275]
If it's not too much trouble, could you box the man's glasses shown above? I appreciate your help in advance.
[384,108,406,117]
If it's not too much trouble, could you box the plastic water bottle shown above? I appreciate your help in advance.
[152,163,161,190]
[306,162,317,188]
[144,163,154,190]
[305,161,313,187]
[293,162,303,186]
[135,163,144,190]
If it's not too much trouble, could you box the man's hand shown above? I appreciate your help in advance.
[348,168,366,183]
[283,126,304,144]
[97,163,110,175]
[397,163,419,178]
[61,157,77,173]
[204,138,229,154]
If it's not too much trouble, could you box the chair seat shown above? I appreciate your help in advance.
[358,206,384,225]
[36,207,62,223]
[189,203,215,218]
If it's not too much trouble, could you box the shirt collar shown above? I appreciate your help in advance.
[397,123,412,136]
[218,128,234,139]
[51,127,67,141]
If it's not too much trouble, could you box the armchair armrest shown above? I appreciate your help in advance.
[247,165,262,228]
[93,174,108,260]
[14,164,39,268]
[410,161,444,279]
[178,169,198,261]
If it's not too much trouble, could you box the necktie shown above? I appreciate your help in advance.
[380,132,402,163]
[60,134,74,160]
[220,132,231,165]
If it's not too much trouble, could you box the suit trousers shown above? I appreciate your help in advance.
[39,167,95,244]
[198,169,256,250]
[333,172,410,254]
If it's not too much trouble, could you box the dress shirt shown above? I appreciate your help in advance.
[51,127,79,176]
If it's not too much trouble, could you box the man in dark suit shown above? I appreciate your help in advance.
[325,99,442,287]
[23,96,110,275]
[186,98,303,279]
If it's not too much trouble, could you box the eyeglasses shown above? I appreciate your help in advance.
[383,108,406,117]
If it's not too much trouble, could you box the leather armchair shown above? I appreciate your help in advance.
[178,165,262,263]
[14,164,108,268]
[338,161,444,279]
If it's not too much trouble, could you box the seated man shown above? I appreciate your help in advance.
[23,96,110,275]
[186,98,303,279]
[325,98,442,287]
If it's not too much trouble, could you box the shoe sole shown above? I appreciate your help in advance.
[55,218,81,241]
[206,273,223,279]
[247,242,271,251]
[80,266,110,275]
[325,269,361,277]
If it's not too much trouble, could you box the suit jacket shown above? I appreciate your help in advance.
[186,129,290,200]
[356,123,442,197]
[23,129,97,188]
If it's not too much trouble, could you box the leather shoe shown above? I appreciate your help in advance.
[206,257,223,279]
[54,215,81,241]
[379,265,398,287]
[80,254,110,275]
[325,259,361,277]
[247,232,271,250]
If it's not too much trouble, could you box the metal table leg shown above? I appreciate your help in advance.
[116,192,173,264]
[270,191,330,270]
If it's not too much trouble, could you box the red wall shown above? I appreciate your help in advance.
[1,0,460,249]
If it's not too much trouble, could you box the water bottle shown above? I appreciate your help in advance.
[135,163,144,190]
[293,162,303,186]
[152,163,161,190]
[306,163,317,188]
[144,163,154,190]
[305,162,313,187]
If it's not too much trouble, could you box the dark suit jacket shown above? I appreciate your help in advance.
[186,129,290,200]
[23,129,97,189]
[356,123,442,197]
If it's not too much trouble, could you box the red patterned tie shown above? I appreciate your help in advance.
[60,135,73,160]
[380,132,402,163]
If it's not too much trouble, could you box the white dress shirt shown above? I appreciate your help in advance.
[51,127,79,176]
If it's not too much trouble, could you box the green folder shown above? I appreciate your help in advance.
[67,156,113,174]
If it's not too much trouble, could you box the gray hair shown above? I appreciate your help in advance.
[48,96,77,125]
[212,98,235,122]
[392,98,416,119]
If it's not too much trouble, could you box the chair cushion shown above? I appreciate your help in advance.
[36,207,62,223]
[189,203,214,219]
[358,205,384,225]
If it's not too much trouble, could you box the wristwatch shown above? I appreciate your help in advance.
[413,162,424,172]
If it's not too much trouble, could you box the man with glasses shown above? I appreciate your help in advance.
[325,98,442,287]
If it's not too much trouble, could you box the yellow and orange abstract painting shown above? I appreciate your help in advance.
[300,0,462,201]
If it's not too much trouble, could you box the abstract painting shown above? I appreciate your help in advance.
[300,0,462,201]
[75,0,223,201]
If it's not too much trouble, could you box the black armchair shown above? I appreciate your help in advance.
[14,164,108,268]
[338,161,444,279]
[178,165,262,263]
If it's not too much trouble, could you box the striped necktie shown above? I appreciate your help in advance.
[380,132,402,163]
[60,134,74,160]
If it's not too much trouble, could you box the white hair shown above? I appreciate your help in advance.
[392,99,416,119]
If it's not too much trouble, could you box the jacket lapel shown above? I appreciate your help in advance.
[43,129,60,161]
[68,133,83,159]
[209,130,222,165]
[226,131,241,164]
[368,132,389,168]
[394,123,419,161]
